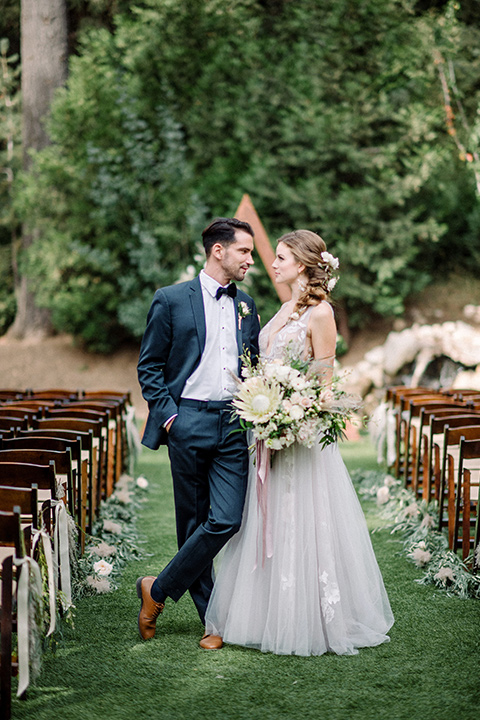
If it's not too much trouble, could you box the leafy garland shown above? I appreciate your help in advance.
[71,473,150,598]
[351,469,480,599]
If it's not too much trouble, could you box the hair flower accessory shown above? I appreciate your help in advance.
[319,251,340,270]
[316,251,340,294]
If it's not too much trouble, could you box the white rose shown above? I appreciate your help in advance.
[136,476,149,489]
[274,364,292,382]
[94,559,114,576]
[321,251,340,270]
[289,405,305,421]
[376,486,390,505]
[267,437,286,450]
[290,375,308,391]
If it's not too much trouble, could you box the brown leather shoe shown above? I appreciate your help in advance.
[136,576,164,640]
[199,632,223,650]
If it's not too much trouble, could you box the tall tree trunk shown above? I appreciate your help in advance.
[8,0,67,339]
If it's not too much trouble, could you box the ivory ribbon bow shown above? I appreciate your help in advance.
[255,439,273,568]
[31,527,57,636]
[51,499,72,609]
[13,555,43,697]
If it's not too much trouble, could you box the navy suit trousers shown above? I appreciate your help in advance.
[153,399,249,624]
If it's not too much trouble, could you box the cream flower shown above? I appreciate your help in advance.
[289,405,305,422]
[377,486,390,505]
[404,502,419,518]
[136,475,149,489]
[233,376,282,423]
[115,489,132,504]
[420,514,435,529]
[90,541,116,558]
[434,566,454,584]
[320,251,340,270]
[94,559,114,576]
[290,375,308,391]
[238,301,251,318]
[103,519,122,534]
[87,576,112,594]
[410,547,432,567]
[266,437,286,450]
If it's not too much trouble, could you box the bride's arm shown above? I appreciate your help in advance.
[308,303,337,383]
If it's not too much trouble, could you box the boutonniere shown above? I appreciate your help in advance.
[238,301,251,330]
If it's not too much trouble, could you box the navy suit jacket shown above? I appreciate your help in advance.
[137,275,261,449]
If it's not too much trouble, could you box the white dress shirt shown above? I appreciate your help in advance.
[181,270,239,401]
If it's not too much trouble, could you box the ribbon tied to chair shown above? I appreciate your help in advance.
[51,498,72,609]
[13,554,43,697]
[31,526,57,636]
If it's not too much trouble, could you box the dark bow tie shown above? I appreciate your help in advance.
[215,283,237,300]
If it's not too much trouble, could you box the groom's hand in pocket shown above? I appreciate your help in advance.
[165,415,177,433]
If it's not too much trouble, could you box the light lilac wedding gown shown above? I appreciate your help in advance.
[204,305,394,656]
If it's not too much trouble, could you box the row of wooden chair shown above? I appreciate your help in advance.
[0,388,134,719]
[0,508,26,720]
[386,385,480,564]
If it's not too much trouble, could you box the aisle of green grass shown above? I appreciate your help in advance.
[12,439,480,720]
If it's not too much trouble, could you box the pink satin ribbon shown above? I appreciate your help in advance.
[255,439,273,567]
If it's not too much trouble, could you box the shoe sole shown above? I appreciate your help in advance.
[136,577,147,639]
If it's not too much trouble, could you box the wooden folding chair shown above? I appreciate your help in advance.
[389,389,445,478]
[18,428,95,533]
[31,418,103,527]
[0,449,74,518]
[0,485,39,531]
[44,408,110,502]
[402,398,466,487]
[452,438,480,561]
[25,389,79,401]
[0,418,28,435]
[62,400,124,492]
[82,391,131,475]
[0,462,57,535]
[0,483,40,558]
[416,412,480,500]
[0,507,24,719]
[0,400,56,418]
[0,391,24,402]
[0,408,38,423]
[0,436,87,551]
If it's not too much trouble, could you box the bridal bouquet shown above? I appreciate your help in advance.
[232,348,360,451]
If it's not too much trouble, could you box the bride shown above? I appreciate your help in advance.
[204,229,394,656]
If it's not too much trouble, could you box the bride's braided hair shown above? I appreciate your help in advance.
[277,229,338,318]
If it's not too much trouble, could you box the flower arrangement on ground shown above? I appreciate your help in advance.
[232,346,360,451]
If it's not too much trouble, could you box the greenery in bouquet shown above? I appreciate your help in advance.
[232,345,360,451]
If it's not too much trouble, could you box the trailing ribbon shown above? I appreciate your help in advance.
[125,405,142,474]
[51,499,72,609]
[13,555,43,697]
[255,439,273,567]
[31,527,57,636]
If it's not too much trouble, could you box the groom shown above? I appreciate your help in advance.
[136,217,260,649]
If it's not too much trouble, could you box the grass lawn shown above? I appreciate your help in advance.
[11,438,480,720]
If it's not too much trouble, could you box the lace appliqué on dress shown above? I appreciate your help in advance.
[259,306,314,362]
[320,570,341,624]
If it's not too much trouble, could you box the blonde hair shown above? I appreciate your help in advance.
[277,229,333,316]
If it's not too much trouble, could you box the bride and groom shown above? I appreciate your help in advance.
[136,217,394,656]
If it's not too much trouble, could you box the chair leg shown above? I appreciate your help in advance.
[462,469,471,562]
[1,555,13,720]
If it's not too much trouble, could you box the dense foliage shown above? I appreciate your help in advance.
[5,0,480,350]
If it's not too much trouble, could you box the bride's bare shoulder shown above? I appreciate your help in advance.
[310,301,334,322]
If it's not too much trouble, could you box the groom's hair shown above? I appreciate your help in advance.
[202,217,254,256]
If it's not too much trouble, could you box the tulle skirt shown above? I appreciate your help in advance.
[205,441,394,656]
